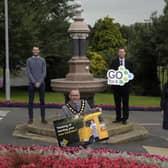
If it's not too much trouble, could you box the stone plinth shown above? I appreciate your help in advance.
[51,56,106,105]
[13,114,148,145]
[51,79,106,93]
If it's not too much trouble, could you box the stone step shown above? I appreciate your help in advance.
[103,115,134,136]
[102,125,148,144]
[13,124,148,145]
[27,124,56,137]
[107,123,134,136]
[13,114,148,145]
[26,122,134,138]
[13,124,58,144]
[26,115,134,138]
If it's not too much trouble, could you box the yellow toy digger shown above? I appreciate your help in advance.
[78,112,109,143]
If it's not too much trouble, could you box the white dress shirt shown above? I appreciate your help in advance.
[119,58,125,67]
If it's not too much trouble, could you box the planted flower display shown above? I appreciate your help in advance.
[0,145,167,168]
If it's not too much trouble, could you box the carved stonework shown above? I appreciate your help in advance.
[51,0,106,105]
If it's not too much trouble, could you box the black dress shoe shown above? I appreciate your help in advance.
[28,119,33,124]
[113,120,122,123]
[122,120,127,125]
[41,119,48,124]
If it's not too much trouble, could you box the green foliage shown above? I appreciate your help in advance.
[0,68,3,77]
[87,51,108,77]
[0,88,160,107]
[56,117,84,129]
[0,0,75,82]
[121,22,160,96]
[120,0,168,95]
[152,0,168,66]
[0,1,5,66]
[88,16,126,67]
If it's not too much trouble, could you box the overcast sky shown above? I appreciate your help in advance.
[80,0,165,26]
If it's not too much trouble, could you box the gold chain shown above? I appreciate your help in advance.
[66,100,85,116]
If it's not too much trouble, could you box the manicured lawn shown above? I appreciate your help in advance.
[0,68,3,77]
[0,88,160,107]
[95,93,160,107]
[0,88,64,103]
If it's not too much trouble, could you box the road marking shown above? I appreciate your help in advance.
[160,136,168,141]
[0,110,9,117]
[0,110,9,122]
[138,123,161,126]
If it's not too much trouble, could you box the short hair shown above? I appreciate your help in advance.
[69,89,80,95]
[118,47,126,51]
[32,45,40,49]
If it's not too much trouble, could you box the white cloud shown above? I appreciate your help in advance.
[80,0,165,25]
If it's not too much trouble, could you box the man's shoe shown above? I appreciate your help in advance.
[122,120,127,125]
[28,119,33,124]
[113,120,122,123]
[41,119,48,124]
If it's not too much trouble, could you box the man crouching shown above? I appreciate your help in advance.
[62,89,102,119]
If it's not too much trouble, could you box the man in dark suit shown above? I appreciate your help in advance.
[111,48,133,124]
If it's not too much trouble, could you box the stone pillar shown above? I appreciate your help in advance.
[71,33,88,57]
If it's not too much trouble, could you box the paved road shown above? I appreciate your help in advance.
[0,107,167,154]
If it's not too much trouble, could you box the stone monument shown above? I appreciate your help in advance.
[13,1,149,144]
[51,0,106,105]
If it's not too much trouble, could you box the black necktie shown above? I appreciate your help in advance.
[120,59,123,66]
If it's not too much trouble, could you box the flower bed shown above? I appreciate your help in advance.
[0,145,167,168]
[0,101,160,111]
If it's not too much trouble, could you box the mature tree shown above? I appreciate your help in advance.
[0,1,5,66]
[153,0,168,66]
[88,17,126,68]
[121,22,160,96]
[0,0,74,69]
[0,0,75,90]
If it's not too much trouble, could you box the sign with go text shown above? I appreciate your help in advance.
[107,66,134,86]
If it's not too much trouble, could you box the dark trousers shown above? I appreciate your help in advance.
[28,82,45,120]
[163,103,168,129]
[113,86,130,121]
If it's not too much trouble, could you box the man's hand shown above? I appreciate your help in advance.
[161,110,164,116]
[96,107,102,112]
[35,82,41,88]
[74,115,79,119]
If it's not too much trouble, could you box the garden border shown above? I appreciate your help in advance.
[0,101,160,111]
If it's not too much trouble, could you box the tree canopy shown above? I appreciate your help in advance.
[88,16,126,77]
[0,0,75,71]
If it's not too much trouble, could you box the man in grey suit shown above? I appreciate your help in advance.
[26,46,47,124]
[62,89,102,119]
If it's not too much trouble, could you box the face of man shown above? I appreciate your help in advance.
[69,90,80,103]
[118,48,126,59]
[32,47,40,56]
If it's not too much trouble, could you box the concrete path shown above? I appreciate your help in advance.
[143,146,168,157]
[0,107,167,155]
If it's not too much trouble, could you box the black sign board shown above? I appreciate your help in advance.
[53,119,82,147]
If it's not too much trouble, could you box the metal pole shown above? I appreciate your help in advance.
[4,0,10,101]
